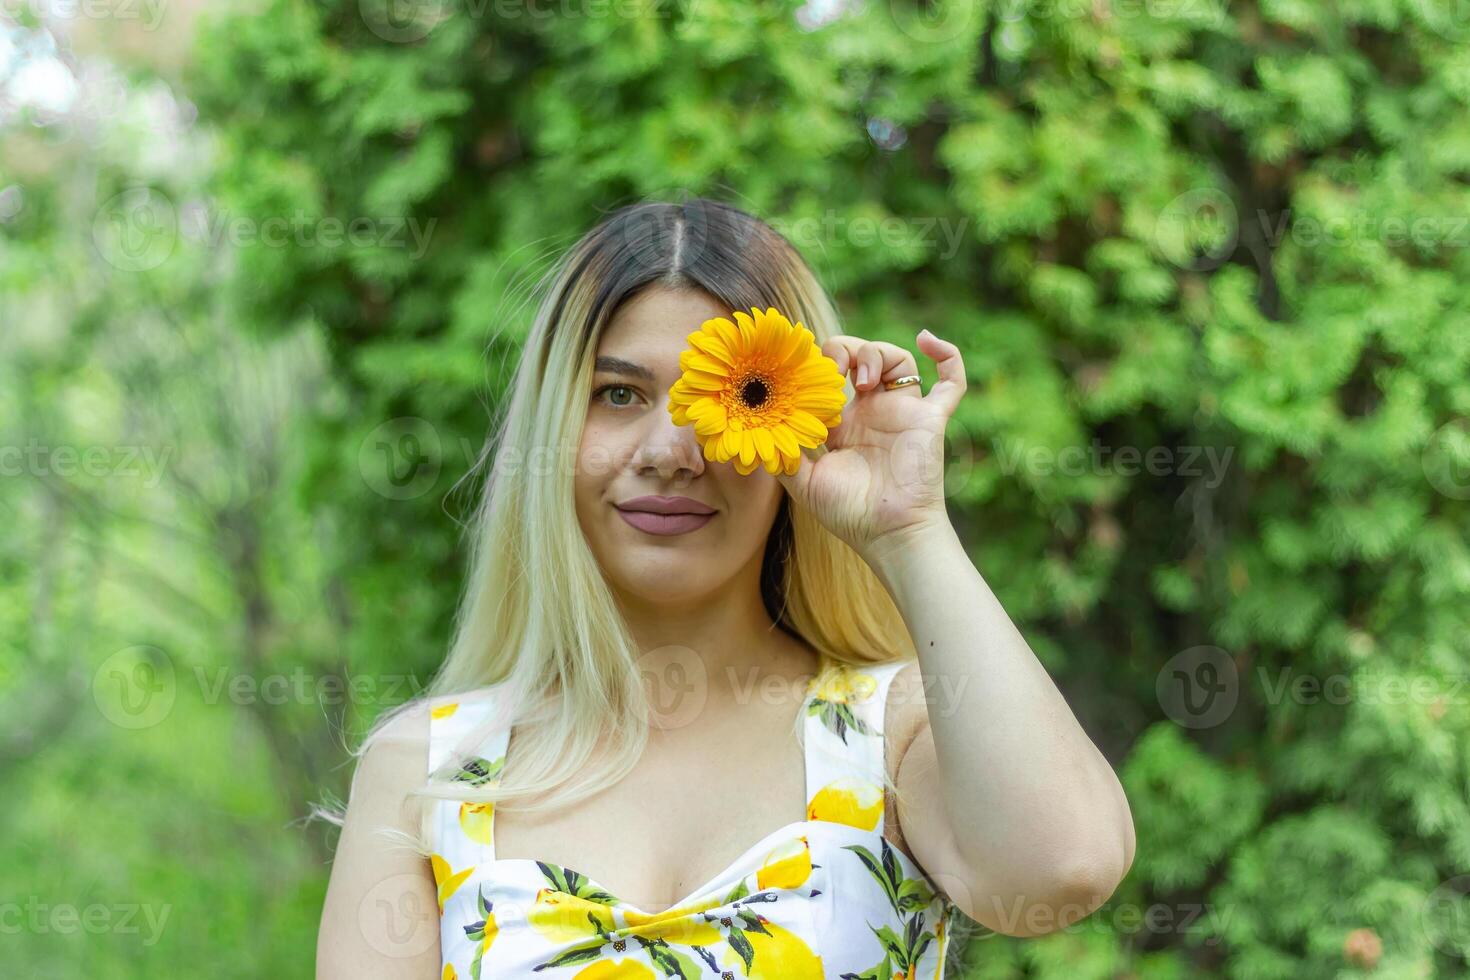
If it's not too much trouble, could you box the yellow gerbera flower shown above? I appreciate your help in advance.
[667,306,847,477]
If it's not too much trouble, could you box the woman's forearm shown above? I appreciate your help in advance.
[865,519,1136,905]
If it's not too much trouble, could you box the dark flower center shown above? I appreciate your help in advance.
[740,377,770,409]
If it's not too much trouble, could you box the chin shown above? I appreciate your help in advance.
[608,563,719,606]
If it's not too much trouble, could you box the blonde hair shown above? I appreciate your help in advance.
[364,197,918,826]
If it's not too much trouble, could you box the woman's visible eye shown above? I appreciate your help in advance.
[594,383,641,408]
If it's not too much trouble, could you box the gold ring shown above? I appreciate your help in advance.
[883,374,922,391]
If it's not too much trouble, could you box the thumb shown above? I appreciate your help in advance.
[773,450,814,505]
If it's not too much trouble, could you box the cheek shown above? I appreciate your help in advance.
[576,420,622,494]
[715,471,783,529]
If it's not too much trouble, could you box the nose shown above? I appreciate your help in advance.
[630,396,706,485]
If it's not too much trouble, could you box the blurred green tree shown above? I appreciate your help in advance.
[183,0,1470,975]
[3,0,1468,975]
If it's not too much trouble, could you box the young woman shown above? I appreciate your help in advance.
[317,199,1135,979]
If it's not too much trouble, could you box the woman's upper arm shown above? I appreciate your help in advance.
[317,704,440,980]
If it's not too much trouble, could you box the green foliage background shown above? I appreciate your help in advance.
[3,0,1469,976]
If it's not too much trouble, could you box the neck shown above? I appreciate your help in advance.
[610,554,820,714]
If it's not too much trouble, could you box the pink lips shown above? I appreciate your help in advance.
[614,495,716,537]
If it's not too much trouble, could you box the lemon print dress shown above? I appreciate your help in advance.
[426,657,959,979]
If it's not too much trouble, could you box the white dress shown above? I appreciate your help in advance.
[426,657,958,978]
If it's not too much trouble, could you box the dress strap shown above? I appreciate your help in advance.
[802,658,910,836]
[426,688,513,863]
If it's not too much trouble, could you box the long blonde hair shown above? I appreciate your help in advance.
[379,198,917,822]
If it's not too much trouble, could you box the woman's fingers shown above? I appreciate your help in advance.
[821,336,920,393]
[916,328,966,415]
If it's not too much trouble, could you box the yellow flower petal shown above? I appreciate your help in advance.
[752,426,776,465]
[794,389,846,413]
[771,424,799,459]
[680,369,728,392]
[737,431,757,469]
[732,310,757,344]
[785,409,829,444]
[679,349,729,376]
[691,402,727,437]
[666,304,847,470]
[688,325,735,365]
[720,428,742,460]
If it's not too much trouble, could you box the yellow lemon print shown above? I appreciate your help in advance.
[459,801,494,844]
[442,965,456,980]
[721,919,824,980]
[930,909,946,978]
[430,702,460,719]
[572,961,658,979]
[430,854,473,913]
[528,888,616,943]
[809,668,878,705]
[756,836,813,891]
[622,892,725,946]
[807,777,884,831]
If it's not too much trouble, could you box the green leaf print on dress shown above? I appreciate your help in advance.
[522,861,823,979]
[806,664,881,744]
[840,839,946,980]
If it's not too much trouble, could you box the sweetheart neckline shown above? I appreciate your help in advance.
[473,817,932,917]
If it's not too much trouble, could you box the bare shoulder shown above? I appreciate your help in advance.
[317,699,439,979]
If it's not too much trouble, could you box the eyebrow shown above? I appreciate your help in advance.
[593,356,656,382]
